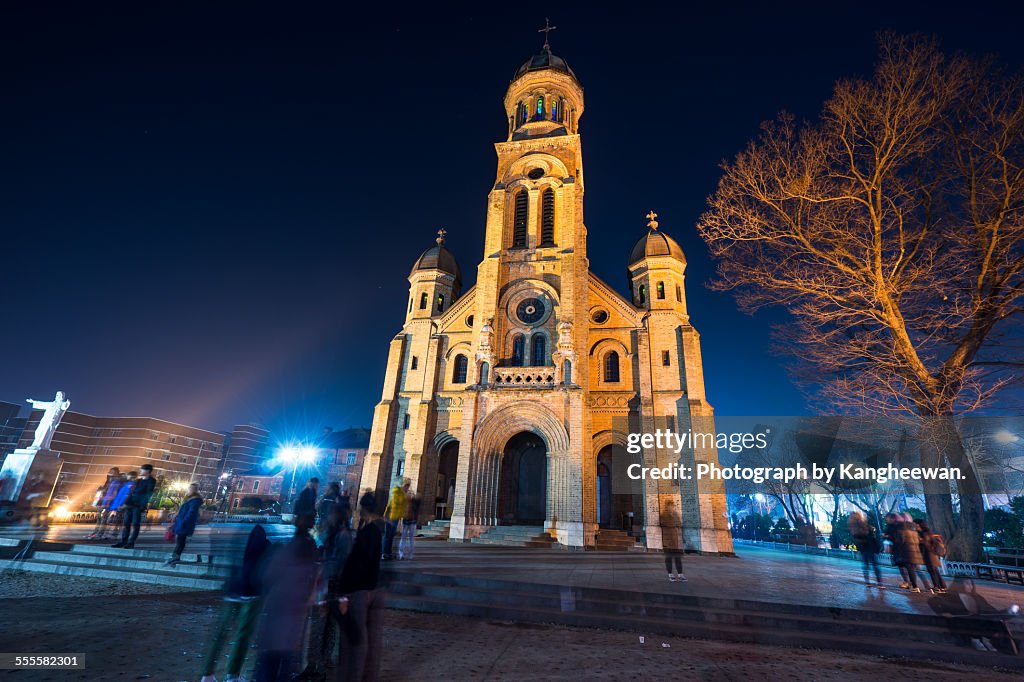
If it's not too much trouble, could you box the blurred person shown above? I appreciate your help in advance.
[297,505,355,680]
[381,481,407,561]
[398,489,420,561]
[164,483,203,566]
[896,513,930,593]
[254,515,319,681]
[848,512,884,588]
[661,501,687,582]
[318,482,343,528]
[331,491,386,682]
[295,477,320,528]
[915,519,948,593]
[883,513,911,588]
[87,468,122,540]
[109,471,137,537]
[200,524,273,682]
[113,464,156,548]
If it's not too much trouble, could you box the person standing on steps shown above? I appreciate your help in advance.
[113,464,156,548]
[165,483,203,566]
[87,468,122,540]
[108,471,136,542]
[660,501,687,583]
[294,477,320,529]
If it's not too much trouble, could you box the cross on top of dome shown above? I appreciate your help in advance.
[646,210,659,230]
[538,18,557,51]
[436,228,447,245]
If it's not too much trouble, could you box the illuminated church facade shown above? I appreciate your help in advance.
[360,38,733,553]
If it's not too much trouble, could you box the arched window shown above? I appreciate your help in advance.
[531,334,546,366]
[408,296,413,312]
[516,101,527,127]
[563,360,572,385]
[480,361,490,386]
[511,334,525,366]
[452,355,468,384]
[657,282,665,300]
[419,292,428,310]
[437,294,445,312]
[550,98,558,121]
[557,97,566,122]
[604,351,620,382]
[539,188,555,246]
[675,284,682,302]
[638,284,647,305]
[512,190,528,248]
[535,95,545,120]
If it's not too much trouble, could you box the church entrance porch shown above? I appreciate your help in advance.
[596,444,644,535]
[498,432,547,525]
[435,441,459,520]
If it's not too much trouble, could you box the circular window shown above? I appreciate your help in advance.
[466,315,474,328]
[527,167,545,180]
[591,309,609,324]
[516,297,547,325]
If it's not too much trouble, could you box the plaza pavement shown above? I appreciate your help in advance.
[4,522,1023,617]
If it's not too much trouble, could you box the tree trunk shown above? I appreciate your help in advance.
[919,416,985,562]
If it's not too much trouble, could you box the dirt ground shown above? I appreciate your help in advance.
[0,571,1017,681]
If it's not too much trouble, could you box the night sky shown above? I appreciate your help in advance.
[3,2,1023,437]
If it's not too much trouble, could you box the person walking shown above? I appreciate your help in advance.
[254,516,319,682]
[331,492,386,682]
[883,513,911,588]
[164,483,203,566]
[849,512,885,588]
[109,471,136,539]
[112,464,156,548]
[915,519,948,593]
[316,482,343,543]
[381,481,407,560]
[398,490,420,561]
[87,468,122,540]
[200,524,273,682]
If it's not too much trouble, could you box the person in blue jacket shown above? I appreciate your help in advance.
[165,483,203,566]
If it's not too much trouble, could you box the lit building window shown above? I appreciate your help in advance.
[657,282,665,299]
[604,351,620,382]
[638,284,647,305]
[531,334,547,366]
[453,355,468,383]
[512,190,528,248]
[347,453,356,465]
[437,294,445,312]
[419,292,428,310]
[511,334,525,366]
[540,188,555,246]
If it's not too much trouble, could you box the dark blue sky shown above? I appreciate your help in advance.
[2,2,1022,435]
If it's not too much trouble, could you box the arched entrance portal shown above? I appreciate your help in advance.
[435,441,459,519]
[499,432,547,525]
[596,444,644,532]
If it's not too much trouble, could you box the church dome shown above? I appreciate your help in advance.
[514,46,577,82]
[411,231,462,287]
[628,213,686,266]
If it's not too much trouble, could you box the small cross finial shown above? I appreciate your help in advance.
[538,18,557,50]
[646,210,659,230]
[436,228,447,245]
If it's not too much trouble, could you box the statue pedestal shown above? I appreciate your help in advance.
[0,448,62,506]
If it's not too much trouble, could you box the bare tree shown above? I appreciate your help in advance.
[697,34,1024,561]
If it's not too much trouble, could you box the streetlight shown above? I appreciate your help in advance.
[279,444,318,507]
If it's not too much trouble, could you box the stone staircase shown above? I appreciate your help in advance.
[470,525,556,548]
[382,570,1024,668]
[593,529,643,552]
[0,541,229,590]
[416,519,451,540]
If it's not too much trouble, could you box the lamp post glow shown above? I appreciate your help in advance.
[279,444,318,508]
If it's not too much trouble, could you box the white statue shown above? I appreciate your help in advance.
[26,391,71,450]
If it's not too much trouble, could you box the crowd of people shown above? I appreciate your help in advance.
[86,464,157,547]
[848,510,948,594]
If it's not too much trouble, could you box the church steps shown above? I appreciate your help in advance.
[382,572,1023,668]
[593,530,642,551]
[0,557,223,590]
[31,550,231,578]
[416,520,451,540]
[469,525,555,548]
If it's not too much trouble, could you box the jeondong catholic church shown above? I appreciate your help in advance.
[360,36,733,554]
